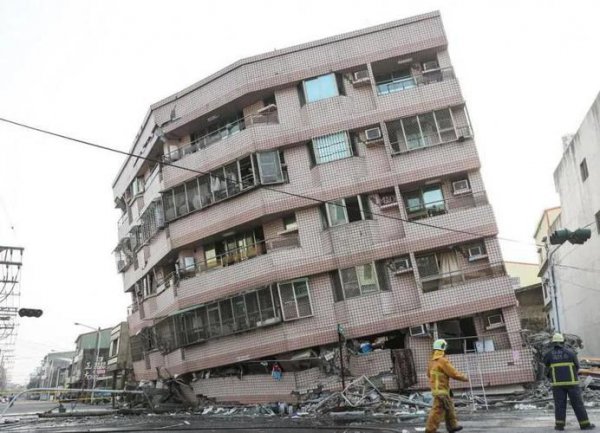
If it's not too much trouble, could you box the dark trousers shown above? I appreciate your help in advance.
[552,386,591,428]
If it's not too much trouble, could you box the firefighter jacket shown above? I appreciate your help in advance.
[427,350,469,396]
[543,344,580,387]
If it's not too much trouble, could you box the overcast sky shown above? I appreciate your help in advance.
[1,0,599,384]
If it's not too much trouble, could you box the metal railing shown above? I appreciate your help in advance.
[419,261,506,293]
[163,108,279,163]
[390,125,473,155]
[375,67,455,96]
[404,190,488,221]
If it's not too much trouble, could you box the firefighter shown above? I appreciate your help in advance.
[425,339,469,433]
[543,333,595,431]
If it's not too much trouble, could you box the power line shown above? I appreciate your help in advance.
[0,116,540,248]
[554,263,600,274]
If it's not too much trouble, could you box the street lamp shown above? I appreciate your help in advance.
[74,322,101,403]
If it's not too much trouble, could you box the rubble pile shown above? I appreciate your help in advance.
[297,376,429,419]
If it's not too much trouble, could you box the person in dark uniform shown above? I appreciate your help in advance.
[543,333,595,431]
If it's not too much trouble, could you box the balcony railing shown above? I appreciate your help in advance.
[163,107,279,163]
[404,191,488,221]
[390,125,472,155]
[375,67,455,96]
[419,261,506,293]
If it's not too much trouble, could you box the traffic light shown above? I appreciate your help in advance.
[569,228,592,244]
[18,308,43,318]
[549,229,572,245]
[549,228,592,245]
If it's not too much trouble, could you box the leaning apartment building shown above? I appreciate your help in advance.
[113,11,533,403]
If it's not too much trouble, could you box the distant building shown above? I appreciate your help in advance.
[69,329,111,389]
[533,207,562,330]
[106,322,133,389]
[505,262,545,332]
[551,91,600,356]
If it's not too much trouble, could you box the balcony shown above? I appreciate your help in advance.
[391,125,472,155]
[162,107,279,164]
[404,190,488,221]
[375,66,455,96]
[418,260,506,293]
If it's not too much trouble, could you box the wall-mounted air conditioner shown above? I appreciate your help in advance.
[391,257,412,274]
[422,60,440,71]
[467,245,486,261]
[452,179,471,195]
[486,314,505,330]
[353,70,370,81]
[364,127,382,141]
[409,324,429,337]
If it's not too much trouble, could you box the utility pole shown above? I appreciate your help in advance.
[337,324,346,391]
[545,227,592,333]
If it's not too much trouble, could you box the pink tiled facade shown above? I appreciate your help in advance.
[113,11,533,402]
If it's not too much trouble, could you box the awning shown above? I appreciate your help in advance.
[168,303,204,317]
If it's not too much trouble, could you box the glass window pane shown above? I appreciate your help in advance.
[219,300,234,335]
[245,292,260,325]
[405,191,424,214]
[257,151,283,184]
[331,271,345,302]
[294,280,312,317]
[416,254,439,278]
[174,185,188,217]
[258,287,276,321]
[239,156,255,189]
[211,169,227,201]
[358,263,378,293]
[402,116,423,150]
[418,112,439,146]
[207,305,221,337]
[278,283,298,320]
[345,196,362,222]
[304,73,339,103]
[204,244,219,269]
[312,132,351,164]
[186,179,201,211]
[224,163,240,196]
[326,200,347,226]
[340,268,360,299]
[232,295,248,331]
[423,186,445,215]
[198,176,213,207]
[434,109,454,130]
[163,192,176,222]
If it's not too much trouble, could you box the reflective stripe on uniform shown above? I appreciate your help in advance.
[550,362,579,386]
[556,420,566,425]
[430,370,449,396]
[580,420,591,426]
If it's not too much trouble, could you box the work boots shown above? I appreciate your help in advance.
[449,427,463,432]
[581,424,596,430]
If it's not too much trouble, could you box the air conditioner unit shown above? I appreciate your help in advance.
[467,245,485,261]
[452,179,471,195]
[364,127,382,141]
[180,257,195,274]
[257,104,277,114]
[353,70,370,81]
[409,324,429,337]
[391,257,412,274]
[487,314,505,328]
[422,60,440,71]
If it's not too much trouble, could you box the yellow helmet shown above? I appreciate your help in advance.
[433,339,448,351]
[552,333,565,343]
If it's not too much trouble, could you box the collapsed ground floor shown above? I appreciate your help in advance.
[133,305,536,403]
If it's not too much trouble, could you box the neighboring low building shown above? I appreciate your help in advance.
[505,262,545,332]
[551,91,600,356]
[106,322,133,389]
[69,329,111,389]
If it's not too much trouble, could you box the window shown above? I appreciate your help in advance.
[202,227,265,270]
[404,185,446,220]
[302,73,342,103]
[283,214,298,231]
[324,195,371,227]
[257,151,284,184]
[109,338,119,358]
[332,262,389,301]
[437,317,477,354]
[311,131,353,164]
[416,254,439,278]
[387,108,461,154]
[277,279,313,320]
[596,210,600,234]
[375,68,415,95]
[162,153,279,222]
[580,159,589,182]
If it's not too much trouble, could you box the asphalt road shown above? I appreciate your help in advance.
[0,408,597,432]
